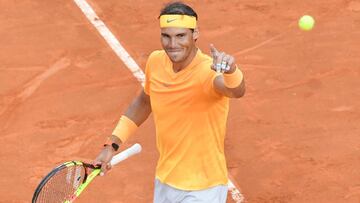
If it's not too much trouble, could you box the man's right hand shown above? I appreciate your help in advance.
[93,146,115,176]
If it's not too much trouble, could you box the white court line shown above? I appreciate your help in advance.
[73,0,145,86]
[73,0,244,202]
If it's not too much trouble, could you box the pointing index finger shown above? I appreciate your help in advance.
[210,44,219,58]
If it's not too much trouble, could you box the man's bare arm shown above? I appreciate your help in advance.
[124,89,152,126]
[210,44,246,98]
[213,75,245,98]
[95,89,151,175]
[109,89,152,144]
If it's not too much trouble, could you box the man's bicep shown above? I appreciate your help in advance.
[124,88,152,126]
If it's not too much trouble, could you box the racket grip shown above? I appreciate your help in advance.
[110,143,142,166]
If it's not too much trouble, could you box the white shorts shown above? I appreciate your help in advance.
[153,179,228,203]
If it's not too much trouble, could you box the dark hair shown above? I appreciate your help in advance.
[159,1,198,20]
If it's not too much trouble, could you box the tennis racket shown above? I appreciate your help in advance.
[32,143,142,203]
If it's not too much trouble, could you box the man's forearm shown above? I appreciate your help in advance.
[214,75,246,98]
[228,78,245,98]
[110,90,151,145]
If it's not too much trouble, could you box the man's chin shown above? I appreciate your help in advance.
[167,53,184,63]
[169,57,183,63]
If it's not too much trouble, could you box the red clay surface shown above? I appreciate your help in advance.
[1,0,360,202]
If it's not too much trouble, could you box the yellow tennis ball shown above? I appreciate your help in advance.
[298,15,315,31]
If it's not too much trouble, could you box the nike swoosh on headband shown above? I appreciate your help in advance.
[166,18,177,23]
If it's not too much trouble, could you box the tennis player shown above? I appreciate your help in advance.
[94,2,245,202]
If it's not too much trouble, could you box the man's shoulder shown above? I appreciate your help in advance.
[145,50,166,72]
[148,50,166,61]
[197,50,213,66]
[195,50,219,81]
[196,50,213,71]
[199,51,213,62]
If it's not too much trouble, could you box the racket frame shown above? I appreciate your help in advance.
[32,143,142,203]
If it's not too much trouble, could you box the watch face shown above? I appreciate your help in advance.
[111,143,119,151]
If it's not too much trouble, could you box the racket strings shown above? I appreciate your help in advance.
[36,165,86,202]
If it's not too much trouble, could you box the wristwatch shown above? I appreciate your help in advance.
[103,140,119,151]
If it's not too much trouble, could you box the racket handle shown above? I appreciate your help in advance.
[110,143,142,166]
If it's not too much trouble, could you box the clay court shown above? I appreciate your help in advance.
[1,0,360,202]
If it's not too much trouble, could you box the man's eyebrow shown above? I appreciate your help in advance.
[161,32,187,36]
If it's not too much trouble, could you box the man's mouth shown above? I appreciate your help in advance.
[167,49,182,53]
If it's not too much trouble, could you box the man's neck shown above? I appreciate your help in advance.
[173,47,198,73]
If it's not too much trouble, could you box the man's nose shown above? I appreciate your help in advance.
[169,37,177,48]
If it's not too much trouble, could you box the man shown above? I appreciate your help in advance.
[94,2,245,203]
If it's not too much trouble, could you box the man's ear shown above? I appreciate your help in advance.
[193,27,199,40]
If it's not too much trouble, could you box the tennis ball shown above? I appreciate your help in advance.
[298,15,315,31]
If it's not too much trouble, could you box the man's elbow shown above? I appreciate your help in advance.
[232,88,245,98]
[232,81,246,98]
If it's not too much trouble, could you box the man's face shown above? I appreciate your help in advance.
[160,27,198,63]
